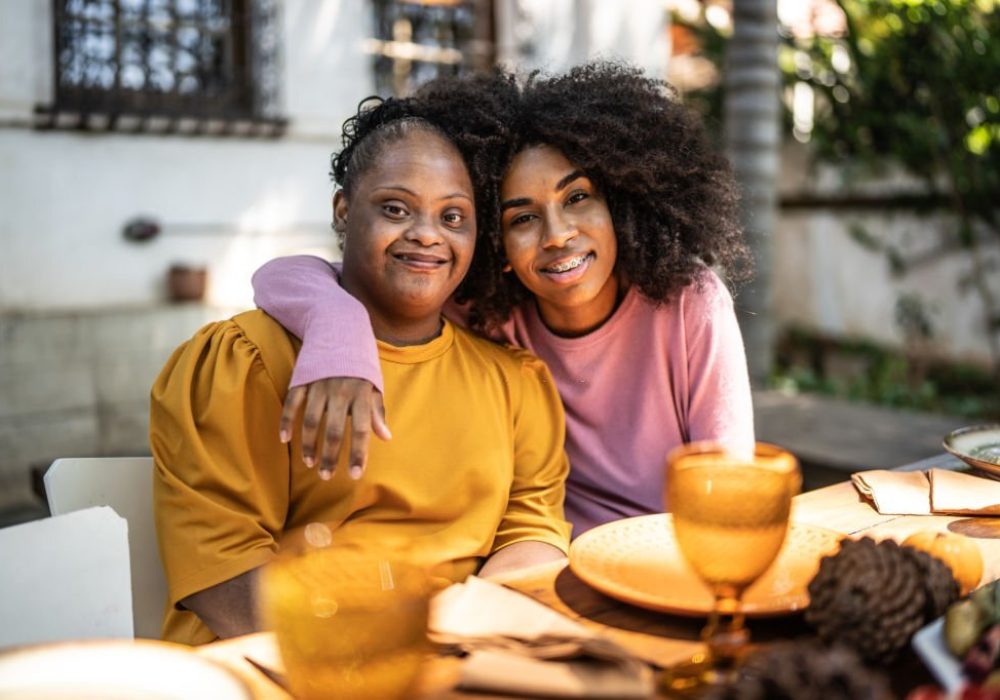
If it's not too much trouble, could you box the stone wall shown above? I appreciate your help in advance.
[0,305,244,508]
[771,143,1000,370]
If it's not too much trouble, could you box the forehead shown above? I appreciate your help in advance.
[357,129,471,193]
[502,145,578,193]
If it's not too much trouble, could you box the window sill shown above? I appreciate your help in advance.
[33,106,288,139]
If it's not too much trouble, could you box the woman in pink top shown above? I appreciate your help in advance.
[254,62,755,535]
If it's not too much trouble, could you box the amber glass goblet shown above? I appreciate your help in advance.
[662,442,801,691]
[260,542,432,700]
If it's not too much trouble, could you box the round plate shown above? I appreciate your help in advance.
[569,514,843,618]
[0,639,251,700]
[944,424,1000,476]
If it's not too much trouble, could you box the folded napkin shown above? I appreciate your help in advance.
[852,468,1000,515]
[429,576,653,698]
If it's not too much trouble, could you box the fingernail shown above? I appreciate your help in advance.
[304,456,315,468]
[349,465,363,480]
[319,469,332,481]
[280,429,290,443]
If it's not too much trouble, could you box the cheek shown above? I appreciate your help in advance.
[502,231,533,265]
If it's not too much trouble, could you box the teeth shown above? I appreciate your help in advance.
[546,254,588,273]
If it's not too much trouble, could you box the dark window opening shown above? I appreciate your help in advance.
[38,0,285,136]
[368,0,495,97]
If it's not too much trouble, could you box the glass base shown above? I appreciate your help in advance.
[657,654,730,697]
[657,620,750,696]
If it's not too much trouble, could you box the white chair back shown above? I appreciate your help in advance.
[0,506,133,646]
[44,457,166,639]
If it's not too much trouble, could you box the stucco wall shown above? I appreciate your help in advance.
[0,0,371,313]
[0,0,374,500]
[773,142,1000,369]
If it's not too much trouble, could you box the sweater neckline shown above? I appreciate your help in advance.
[524,286,641,351]
[376,319,454,364]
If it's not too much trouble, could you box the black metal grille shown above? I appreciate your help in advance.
[40,0,285,134]
[369,0,494,97]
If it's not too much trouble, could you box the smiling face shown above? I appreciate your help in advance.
[337,128,476,345]
[499,145,620,336]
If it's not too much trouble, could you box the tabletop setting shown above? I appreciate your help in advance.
[3,427,1000,699]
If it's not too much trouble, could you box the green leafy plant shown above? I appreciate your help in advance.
[676,0,1000,388]
[788,0,1000,385]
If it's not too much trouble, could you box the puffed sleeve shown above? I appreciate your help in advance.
[252,256,384,392]
[150,320,290,609]
[491,352,573,553]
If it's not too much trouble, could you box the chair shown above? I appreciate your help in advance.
[0,506,133,646]
[44,457,167,639]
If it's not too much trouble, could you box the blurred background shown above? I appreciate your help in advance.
[1,0,998,521]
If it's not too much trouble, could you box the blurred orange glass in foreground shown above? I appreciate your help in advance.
[663,442,801,689]
[260,538,432,700]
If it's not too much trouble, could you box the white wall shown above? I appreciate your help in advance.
[0,0,376,497]
[773,143,1000,369]
[495,0,669,77]
[0,0,373,313]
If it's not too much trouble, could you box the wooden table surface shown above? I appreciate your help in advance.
[200,453,998,699]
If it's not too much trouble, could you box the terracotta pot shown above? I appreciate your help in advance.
[167,265,208,302]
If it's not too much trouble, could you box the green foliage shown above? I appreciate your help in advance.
[772,327,1000,419]
[796,0,1000,227]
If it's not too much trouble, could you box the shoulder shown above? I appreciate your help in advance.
[451,323,554,383]
[159,310,298,398]
[656,268,736,325]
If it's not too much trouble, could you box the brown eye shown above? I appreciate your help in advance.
[509,212,537,227]
[382,204,407,219]
[567,191,589,205]
[442,210,465,226]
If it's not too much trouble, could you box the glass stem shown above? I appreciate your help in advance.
[703,584,749,669]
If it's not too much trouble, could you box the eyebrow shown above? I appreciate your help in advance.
[372,185,472,202]
[499,170,587,213]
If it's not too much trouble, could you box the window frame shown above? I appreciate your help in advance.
[36,0,286,136]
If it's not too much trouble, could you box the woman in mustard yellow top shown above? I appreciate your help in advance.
[150,97,571,645]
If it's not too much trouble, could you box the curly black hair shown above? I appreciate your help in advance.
[329,62,750,332]
[458,61,753,330]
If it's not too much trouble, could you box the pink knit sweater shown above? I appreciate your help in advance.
[253,256,754,535]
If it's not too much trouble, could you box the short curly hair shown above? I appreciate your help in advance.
[458,61,753,330]
[329,73,518,303]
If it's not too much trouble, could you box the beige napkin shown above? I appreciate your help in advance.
[429,576,653,698]
[852,468,1000,515]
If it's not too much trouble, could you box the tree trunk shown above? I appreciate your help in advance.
[724,0,781,386]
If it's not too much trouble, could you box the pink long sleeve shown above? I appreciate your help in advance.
[682,273,756,456]
[251,256,383,392]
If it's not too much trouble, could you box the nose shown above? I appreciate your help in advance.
[540,208,578,249]
[403,215,444,246]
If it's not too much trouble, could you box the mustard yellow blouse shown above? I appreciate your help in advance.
[151,310,570,644]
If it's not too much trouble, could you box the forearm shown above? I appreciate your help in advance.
[479,541,566,579]
[180,568,261,640]
[252,255,383,391]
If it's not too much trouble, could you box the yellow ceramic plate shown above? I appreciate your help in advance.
[569,514,843,618]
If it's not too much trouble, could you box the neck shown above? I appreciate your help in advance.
[341,269,444,346]
[369,315,444,346]
[537,275,626,338]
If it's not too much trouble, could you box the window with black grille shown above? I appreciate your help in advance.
[367,0,494,97]
[39,0,285,135]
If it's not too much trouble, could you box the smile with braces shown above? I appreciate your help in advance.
[545,253,591,273]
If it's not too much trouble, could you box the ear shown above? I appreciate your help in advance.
[332,190,349,232]
[502,262,513,273]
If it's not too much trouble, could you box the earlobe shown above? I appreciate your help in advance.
[502,262,513,273]
[332,191,349,233]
